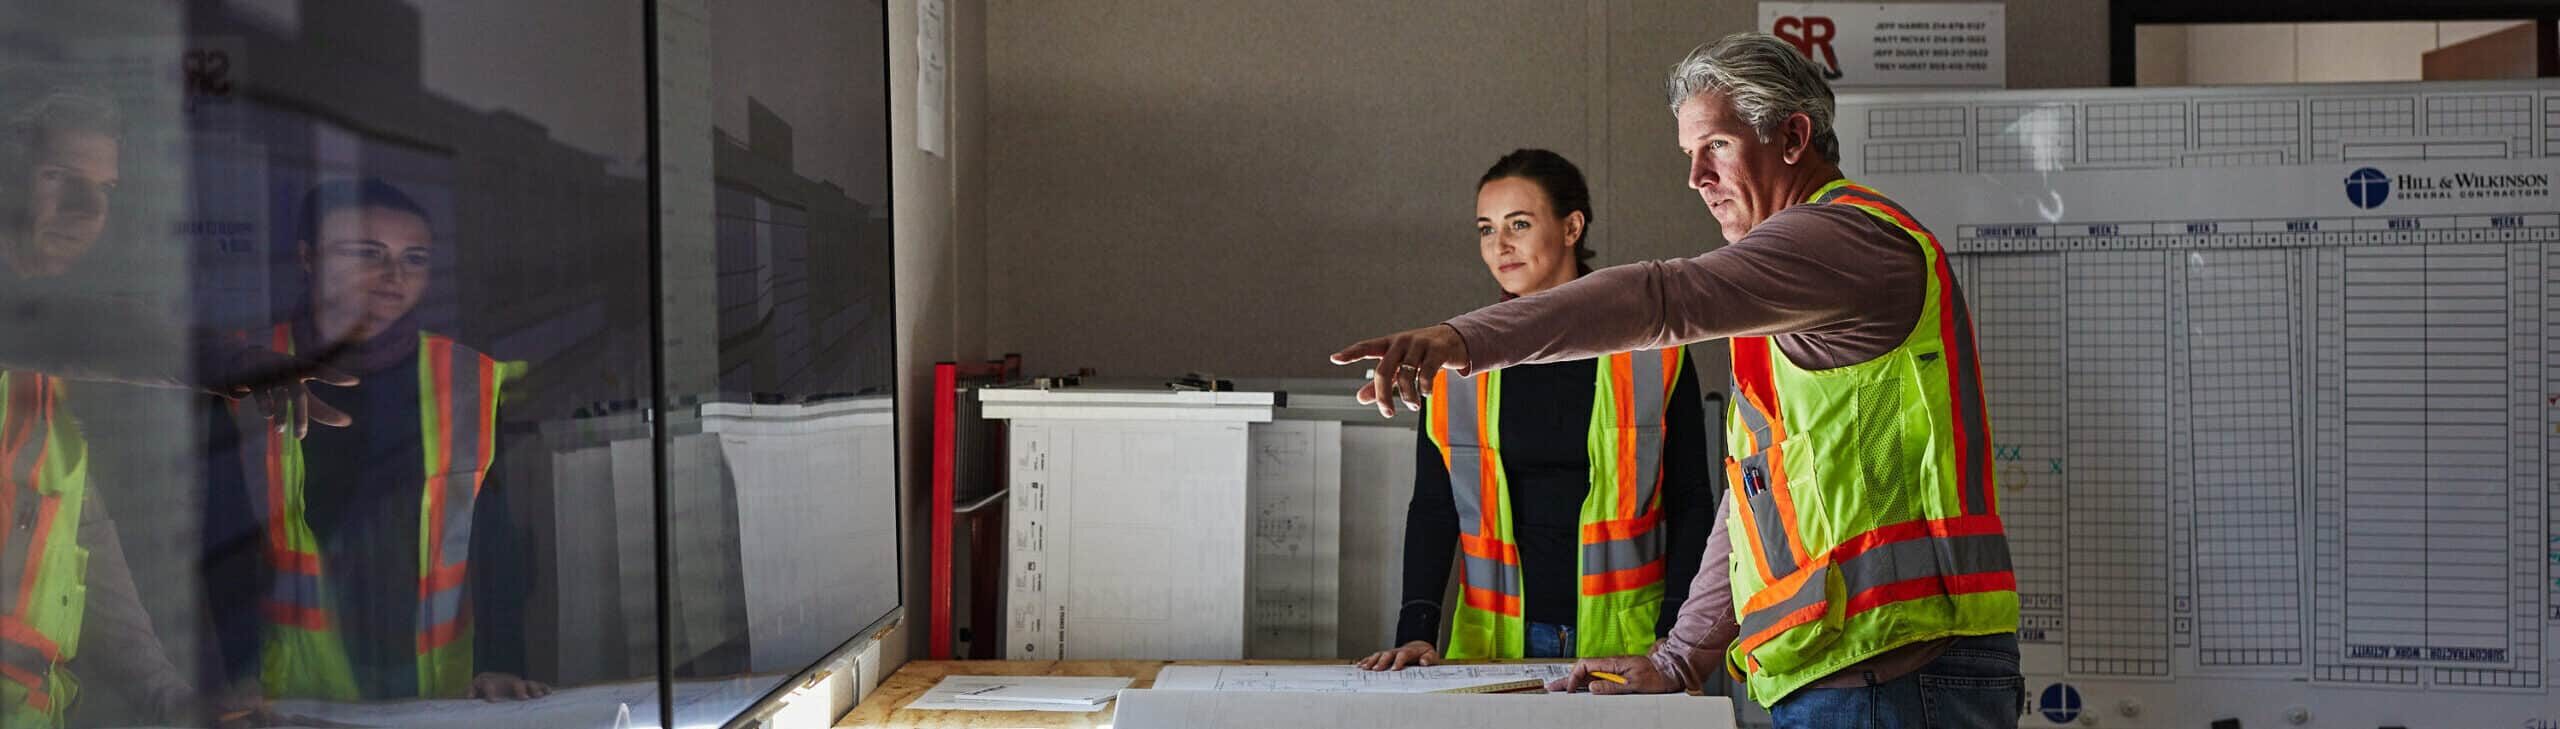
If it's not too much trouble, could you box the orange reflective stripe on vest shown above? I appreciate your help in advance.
[1433,372,1523,617]
[0,375,60,715]
[0,368,85,723]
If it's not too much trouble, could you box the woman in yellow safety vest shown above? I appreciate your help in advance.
[203,179,547,703]
[1356,150,1713,669]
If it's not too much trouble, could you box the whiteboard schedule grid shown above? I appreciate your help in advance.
[1845,79,2560,727]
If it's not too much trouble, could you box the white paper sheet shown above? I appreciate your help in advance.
[1246,420,1342,658]
[1149,663,1572,694]
[903,675,1134,712]
[1334,423,1419,656]
[706,398,899,672]
[1005,418,1253,659]
[1111,689,1735,729]
[264,676,771,729]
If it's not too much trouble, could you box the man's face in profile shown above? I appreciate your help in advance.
[12,127,119,277]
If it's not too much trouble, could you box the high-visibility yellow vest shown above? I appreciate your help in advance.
[1722,179,2018,704]
[233,324,519,699]
[0,372,87,728]
[1426,348,1687,659]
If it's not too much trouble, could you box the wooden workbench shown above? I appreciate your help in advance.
[836,659,1388,728]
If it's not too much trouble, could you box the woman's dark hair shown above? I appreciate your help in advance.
[1477,148,1595,274]
[296,177,433,246]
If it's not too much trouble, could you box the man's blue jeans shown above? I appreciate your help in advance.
[1525,621,1577,659]
[1767,632,2024,729]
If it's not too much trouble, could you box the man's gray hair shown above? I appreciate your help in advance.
[1664,32,1838,163]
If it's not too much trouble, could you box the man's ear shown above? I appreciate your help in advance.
[1782,113,1815,165]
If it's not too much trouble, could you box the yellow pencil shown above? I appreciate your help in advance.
[1590,671,1629,684]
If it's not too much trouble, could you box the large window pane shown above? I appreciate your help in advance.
[0,1,895,726]
[655,0,901,720]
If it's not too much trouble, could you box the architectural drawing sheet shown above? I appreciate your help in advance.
[1245,420,1344,658]
[1836,80,2560,728]
[1150,663,1572,693]
[705,397,900,673]
[1112,690,1735,729]
[1003,418,1252,660]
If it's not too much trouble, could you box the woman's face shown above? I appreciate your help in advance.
[303,205,433,345]
[1475,176,1581,297]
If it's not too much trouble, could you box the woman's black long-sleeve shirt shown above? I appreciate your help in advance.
[1394,354,1714,648]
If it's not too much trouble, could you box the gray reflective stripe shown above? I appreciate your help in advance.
[1726,372,1774,450]
[1737,532,2014,638]
[269,569,326,610]
[1439,373,1485,538]
[0,376,47,614]
[1627,351,1670,514]
[0,637,49,691]
[416,583,467,630]
[1580,527,1664,575]
[432,346,485,565]
[1734,564,1830,639]
[1740,453,1800,577]
[1461,553,1521,596]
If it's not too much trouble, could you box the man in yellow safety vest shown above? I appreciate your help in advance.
[1334,32,2022,729]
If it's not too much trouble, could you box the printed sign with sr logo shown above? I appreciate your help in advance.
[1757,2,2004,88]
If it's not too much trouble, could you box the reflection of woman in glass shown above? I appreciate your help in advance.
[1357,150,1712,669]
[205,179,547,702]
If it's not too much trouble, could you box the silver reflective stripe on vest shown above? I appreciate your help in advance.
[1626,351,1670,517]
[1739,452,1801,577]
[421,342,491,636]
[1461,553,1520,599]
[1441,373,1486,541]
[415,581,467,633]
[269,569,326,613]
[1728,374,1775,451]
[1584,351,1674,581]
[0,375,49,614]
[0,635,48,702]
[1735,531,2014,639]
[1438,373,1523,601]
[1580,526,1664,576]
[431,352,483,567]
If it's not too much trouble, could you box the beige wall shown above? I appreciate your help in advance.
[983,0,2106,381]
[886,0,988,667]
[2139,21,2536,86]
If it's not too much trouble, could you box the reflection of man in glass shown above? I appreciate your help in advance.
[208,179,546,702]
[0,82,223,728]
